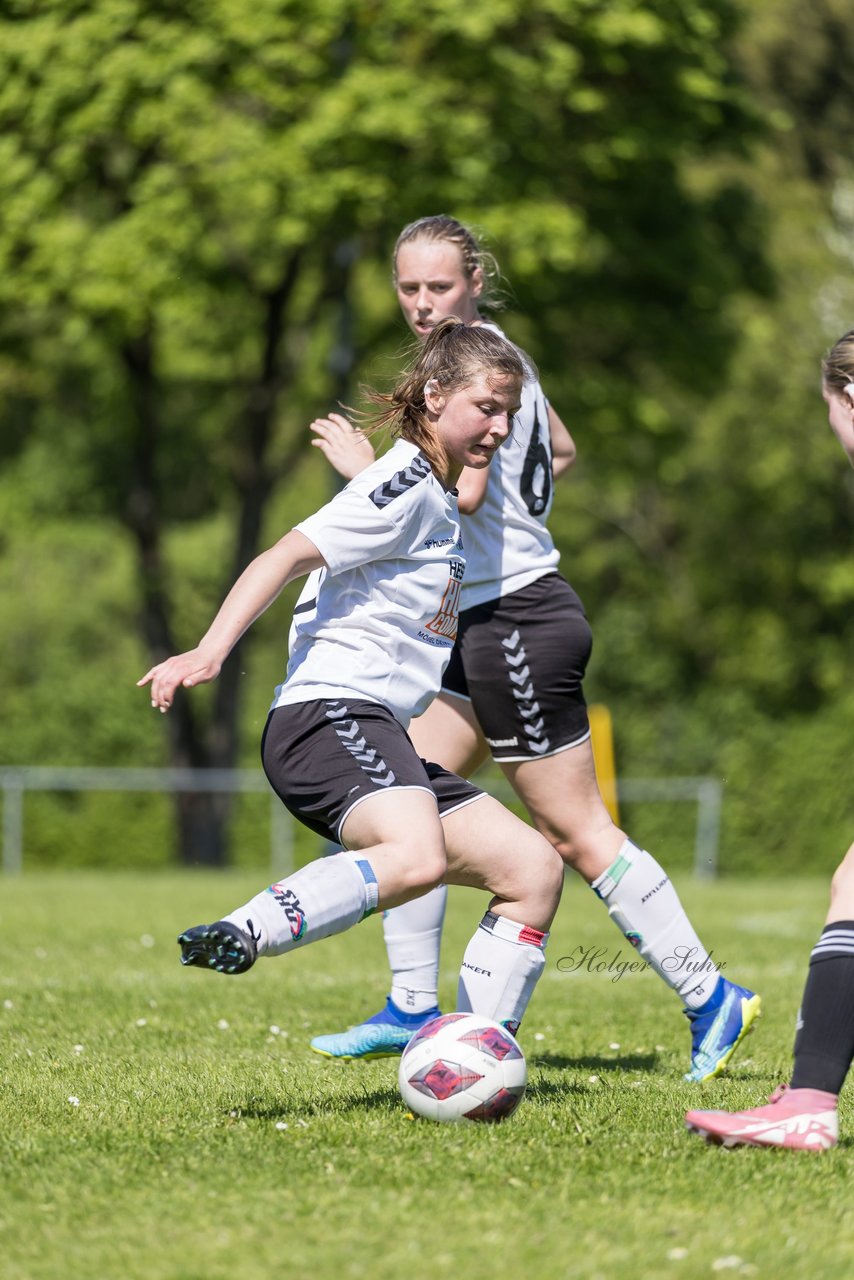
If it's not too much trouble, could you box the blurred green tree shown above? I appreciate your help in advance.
[0,0,767,863]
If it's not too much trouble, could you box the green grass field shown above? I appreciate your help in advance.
[1,871,851,1280]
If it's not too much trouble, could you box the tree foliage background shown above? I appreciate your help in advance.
[1,0,852,872]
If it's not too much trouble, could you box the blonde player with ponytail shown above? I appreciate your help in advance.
[140,320,563,1036]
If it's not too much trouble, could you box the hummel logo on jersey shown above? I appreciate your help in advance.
[369,455,431,508]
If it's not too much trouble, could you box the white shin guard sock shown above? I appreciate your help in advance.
[224,852,379,957]
[384,884,447,1015]
[591,838,720,1007]
[456,911,548,1034]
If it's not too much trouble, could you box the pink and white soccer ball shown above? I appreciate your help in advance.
[398,1012,527,1123]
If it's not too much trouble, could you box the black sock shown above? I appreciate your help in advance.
[790,920,854,1095]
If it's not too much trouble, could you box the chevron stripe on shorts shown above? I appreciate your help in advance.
[324,701,397,788]
[500,628,551,755]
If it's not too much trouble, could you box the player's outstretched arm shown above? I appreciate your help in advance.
[548,405,577,480]
[310,411,376,481]
[138,529,326,712]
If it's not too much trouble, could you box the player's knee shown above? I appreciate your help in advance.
[541,847,565,912]
[395,840,447,895]
[547,829,584,868]
[515,833,563,917]
[538,817,619,881]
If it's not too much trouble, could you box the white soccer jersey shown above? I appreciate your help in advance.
[460,323,560,610]
[272,439,464,729]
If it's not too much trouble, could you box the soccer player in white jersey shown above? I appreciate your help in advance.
[310,215,760,1082]
[685,331,854,1150]
[138,320,564,1036]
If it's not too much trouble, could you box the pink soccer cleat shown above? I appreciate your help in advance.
[685,1084,838,1150]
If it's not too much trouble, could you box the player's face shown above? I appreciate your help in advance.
[430,375,521,480]
[822,384,854,467]
[395,240,483,339]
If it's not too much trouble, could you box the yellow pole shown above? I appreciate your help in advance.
[588,703,619,825]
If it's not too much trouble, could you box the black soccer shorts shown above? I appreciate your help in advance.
[441,572,593,761]
[261,698,484,844]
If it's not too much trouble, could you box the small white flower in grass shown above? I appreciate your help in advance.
[73,1044,84,1055]
[3,1000,13,1010]
[269,1025,281,1036]
[588,1075,599,1083]
[667,1248,688,1261]
[140,935,155,949]
[217,1019,229,1030]
[67,1096,80,1107]
[275,1121,288,1131]
[534,1033,545,1042]
[609,1042,620,1050]
[655,1044,666,1052]
[136,1018,147,1027]
[712,1258,743,1272]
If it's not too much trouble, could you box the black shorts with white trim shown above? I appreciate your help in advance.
[441,572,593,762]
[261,699,483,844]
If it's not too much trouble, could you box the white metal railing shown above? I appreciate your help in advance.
[0,767,294,876]
[0,766,721,877]
[617,776,722,879]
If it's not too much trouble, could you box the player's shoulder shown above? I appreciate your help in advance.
[355,440,434,511]
[481,321,543,402]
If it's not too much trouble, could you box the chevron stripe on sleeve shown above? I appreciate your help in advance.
[368,454,432,508]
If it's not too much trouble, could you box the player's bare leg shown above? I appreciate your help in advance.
[179,790,448,974]
[311,695,490,1058]
[503,741,760,1081]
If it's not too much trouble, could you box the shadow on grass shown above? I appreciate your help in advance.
[530,1051,658,1072]
[231,1085,402,1120]
[531,1051,771,1085]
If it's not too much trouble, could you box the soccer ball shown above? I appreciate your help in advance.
[398,1012,527,1123]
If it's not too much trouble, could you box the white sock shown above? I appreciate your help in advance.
[591,838,720,1007]
[224,852,379,957]
[384,885,447,1015]
[456,911,548,1034]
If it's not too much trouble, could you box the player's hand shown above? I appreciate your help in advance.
[137,648,223,713]
[310,412,375,481]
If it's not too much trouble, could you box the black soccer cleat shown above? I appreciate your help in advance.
[177,919,258,974]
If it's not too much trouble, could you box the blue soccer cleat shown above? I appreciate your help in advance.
[683,978,762,1082]
[178,919,258,975]
[310,997,441,1061]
